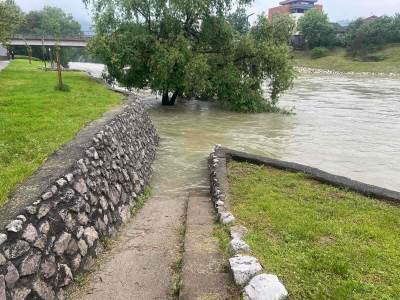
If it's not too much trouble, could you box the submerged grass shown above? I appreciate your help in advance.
[293,44,400,74]
[227,161,400,300]
[0,60,123,206]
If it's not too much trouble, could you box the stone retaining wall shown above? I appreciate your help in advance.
[0,96,159,299]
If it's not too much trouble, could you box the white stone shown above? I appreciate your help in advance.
[229,255,262,287]
[37,203,51,219]
[77,239,88,256]
[76,226,84,239]
[220,212,235,224]
[73,178,88,195]
[83,227,99,247]
[39,221,50,234]
[25,205,37,215]
[0,234,7,246]
[243,274,288,300]
[6,220,23,233]
[65,173,74,183]
[230,225,249,240]
[230,238,251,254]
[215,200,224,207]
[41,191,53,201]
[56,178,67,188]
[22,224,38,242]
[16,215,26,222]
[51,185,58,194]
[53,232,72,256]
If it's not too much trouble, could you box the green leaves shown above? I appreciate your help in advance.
[18,6,82,37]
[0,0,23,44]
[346,15,400,57]
[298,9,336,49]
[88,0,295,111]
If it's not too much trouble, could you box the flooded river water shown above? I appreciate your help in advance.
[70,62,400,192]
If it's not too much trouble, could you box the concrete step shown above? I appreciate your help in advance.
[179,191,238,300]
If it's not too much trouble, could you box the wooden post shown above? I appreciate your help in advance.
[28,47,32,64]
[56,47,63,88]
[42,36,47,69]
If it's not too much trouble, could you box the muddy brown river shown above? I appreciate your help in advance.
[69,63,400,192]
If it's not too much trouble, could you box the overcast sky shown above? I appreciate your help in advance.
[15,0,400,27]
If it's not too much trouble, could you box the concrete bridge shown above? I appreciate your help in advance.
[7,35,91,48]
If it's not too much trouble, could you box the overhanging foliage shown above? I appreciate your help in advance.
[84,0,295,112]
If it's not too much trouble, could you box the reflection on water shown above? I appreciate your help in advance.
[69,62,400,192]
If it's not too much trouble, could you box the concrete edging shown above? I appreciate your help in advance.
[221,147,400,205]
[208,145,400,300]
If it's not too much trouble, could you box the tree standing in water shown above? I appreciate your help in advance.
[84,0,295,112]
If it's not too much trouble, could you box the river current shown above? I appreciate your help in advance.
[69,62,400,192]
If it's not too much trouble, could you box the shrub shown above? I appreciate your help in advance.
[310,47,329,59]
[346,16,400,57]
[361,53,386,62]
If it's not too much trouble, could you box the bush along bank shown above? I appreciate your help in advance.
[0,96,159,299]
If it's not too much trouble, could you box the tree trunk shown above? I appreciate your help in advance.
[169,90,179,105]
[161,90,179,106]
[56,49,63,87]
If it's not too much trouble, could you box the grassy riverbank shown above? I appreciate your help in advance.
[223,161,400,299]
[293,44,400,74]
[0,60,123,206]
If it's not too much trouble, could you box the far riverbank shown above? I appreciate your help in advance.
[293,44,400,77]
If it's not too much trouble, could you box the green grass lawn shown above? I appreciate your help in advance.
[293,44,400,74]
[0,60,123,206]
[225,161,400,300]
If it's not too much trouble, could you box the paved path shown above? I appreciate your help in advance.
[180,191,237,299]
[0,61,9,72]
[72,193,189,300]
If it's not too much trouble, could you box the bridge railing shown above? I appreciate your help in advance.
[10,32,94,41]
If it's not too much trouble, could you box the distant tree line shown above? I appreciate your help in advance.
[1,3,94,66]
[298,10,400,59]
[346,15,400,57]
